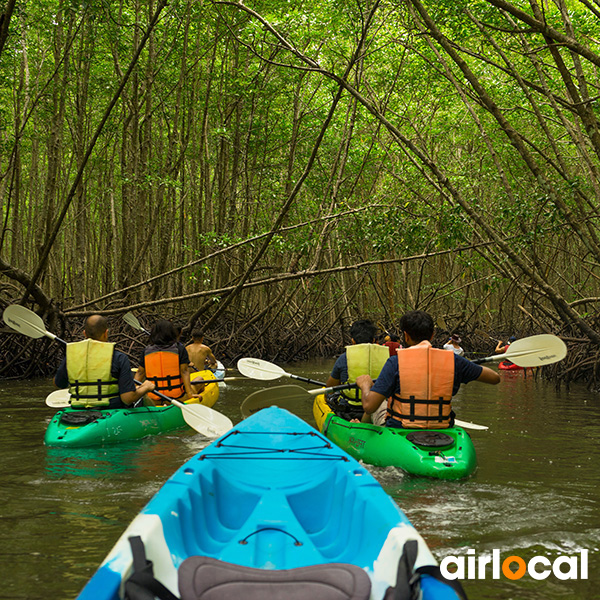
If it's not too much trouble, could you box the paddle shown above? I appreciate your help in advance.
[237,357,329,386]
[123,311,150,335]
[46,389,71,408]
[472,334,566,368]
[3,304,232,438]
[240,384,489,430]
[3,305,66,344]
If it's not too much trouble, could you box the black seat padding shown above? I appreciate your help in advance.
[179,556,372,600]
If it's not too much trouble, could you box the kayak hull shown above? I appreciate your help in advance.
[77,406,462,600]
[498,360,523,371]
[313,394,476,480]
[44,370,219,447]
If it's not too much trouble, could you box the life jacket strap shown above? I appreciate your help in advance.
[388,395,451,423]
[70,379,119,401]
[150,374,184,392]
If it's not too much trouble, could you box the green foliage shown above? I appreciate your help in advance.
[0,0,598,338]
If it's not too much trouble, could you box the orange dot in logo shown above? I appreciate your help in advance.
[502,556,526,580]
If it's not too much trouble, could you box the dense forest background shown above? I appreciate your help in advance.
[1,0,599,383]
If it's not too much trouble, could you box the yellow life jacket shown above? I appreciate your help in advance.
[144,343,185,402]
[387,340,455,429]
[66,339,120,408]
[345,343,390,404]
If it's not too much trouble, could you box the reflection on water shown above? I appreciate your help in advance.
[0,366,599,599]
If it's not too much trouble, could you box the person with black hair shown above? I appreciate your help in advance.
[325,319,390,421]
[185,327,218,371]
[356,310,500,429]
[54,315,155,409]
[382,332,401,357]
[443,333,464,356]
[135,319,199,406]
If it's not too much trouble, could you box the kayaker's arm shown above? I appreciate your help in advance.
[477,365,501,385]
[495,340,507,354]
[121,380,155,406]
[206,349,218,370]
[181,363,200,399]
[325,375,340,387]
[355,374,386,415]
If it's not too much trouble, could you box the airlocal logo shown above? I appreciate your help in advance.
[440,549,588,581]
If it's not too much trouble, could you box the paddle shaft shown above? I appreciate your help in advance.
[241,384,489,431]
[474,347,542,365]
[134,378,180,405]
[287,373,329,386]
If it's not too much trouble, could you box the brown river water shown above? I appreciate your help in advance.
[1,359,599,599]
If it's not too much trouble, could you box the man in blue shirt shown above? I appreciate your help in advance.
[55,315,155,408]
[356,311,500,428]
[326,319,379,387]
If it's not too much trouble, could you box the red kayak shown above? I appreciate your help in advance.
[498,360,523,371]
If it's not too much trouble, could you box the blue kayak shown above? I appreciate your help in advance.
[77,407,465,600]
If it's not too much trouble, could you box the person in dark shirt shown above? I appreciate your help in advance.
[135,319,200,405]
[356,310,500,428]
[54,314,155,409]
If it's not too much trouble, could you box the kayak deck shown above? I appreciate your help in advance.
[313,394,477,480]
[77,406,463,600]
[44,370,219,447]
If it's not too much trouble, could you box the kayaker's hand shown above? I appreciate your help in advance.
[141,380,155,394]
[192,376,206,393]
[355,374,374,394]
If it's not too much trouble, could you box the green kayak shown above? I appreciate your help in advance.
[314,394,477,479]
[45,370,220,447]
[45,404,188,447]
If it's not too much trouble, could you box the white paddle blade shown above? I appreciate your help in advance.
[46,389,71,408]
[123,312,149,334]
[171,399,232,438]
[123,312,142,329]
[454,418,488,431]
[3,305,55,340]
[505,334,567,368]
[236,357,287,381]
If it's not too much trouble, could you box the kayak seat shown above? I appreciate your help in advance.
[59,410,104,426]
[177,469,262,554]
[286,466,391,565]
[178,555,371,600]
[405,431,454,448]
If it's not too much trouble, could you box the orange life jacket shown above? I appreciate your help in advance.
[387,340,455,429]
[144,343,185,402]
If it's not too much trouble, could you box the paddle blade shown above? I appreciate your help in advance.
[454,418,488,431]
[505,334,567,367]
[171,399,232,438]
[241,385,312,418]
[237,357,287,381]
[123,312,149,334]
[3,305,53,339]
[46,389,71,408]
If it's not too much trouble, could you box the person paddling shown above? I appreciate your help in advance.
[495,335,517,367]
[325,319,390,421]
[185,327,218,372]
[443,333,464,356]
[54,315,155,409]
[495,336,516,355]
[356,310,500,429]
[135,319,200,406]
